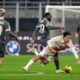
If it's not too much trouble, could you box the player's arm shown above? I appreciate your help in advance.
[75,25,80,39]
[69,40,80,64]
[32,27,40,41]
[7,31,18,38]
[29,26,40,44]
[46,24,64,30]
[5,22,19,40]
[75,32,79,39]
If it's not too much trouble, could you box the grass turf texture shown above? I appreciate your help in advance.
[0,55,80,80]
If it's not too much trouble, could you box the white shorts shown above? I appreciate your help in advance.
[39,46,55,57]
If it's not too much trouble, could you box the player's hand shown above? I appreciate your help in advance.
[29,38,34,44]
[76,59,80,64]
[17,36,21,40]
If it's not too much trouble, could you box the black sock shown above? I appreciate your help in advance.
[53,53,59,70]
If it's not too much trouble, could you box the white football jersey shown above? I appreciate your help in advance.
[47,35,73,51]
[40,35,79,59]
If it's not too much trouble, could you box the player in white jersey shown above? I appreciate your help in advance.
[23,31,80,73]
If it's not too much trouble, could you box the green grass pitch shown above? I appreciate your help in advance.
[0,54,80,80]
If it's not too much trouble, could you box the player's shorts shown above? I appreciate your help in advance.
[39,46,55,57]
[39,38,48,47]
[39,56,49,64]
[0,44,5,57]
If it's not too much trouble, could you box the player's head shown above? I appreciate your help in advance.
[0,8,6,17]
[63,31,71,43]
[43,12,52,22]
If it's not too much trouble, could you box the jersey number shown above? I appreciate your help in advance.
[39,24,45,33]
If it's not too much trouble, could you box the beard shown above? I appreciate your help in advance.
[47,18,51,22]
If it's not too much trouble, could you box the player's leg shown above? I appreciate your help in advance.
[27,47,45,67]
[23,55,48,72]
[37,39,48,66]
[27,39,47,68]
[53,53,59,70]
[0,57,3,65]
[78,40,80,52]
[0,45,5,65]
[23,55,42,72]
[53,52,64,73]
[32,48,45,67]
[23,47,49,71]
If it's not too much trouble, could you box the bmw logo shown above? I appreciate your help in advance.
[6,40,20,56]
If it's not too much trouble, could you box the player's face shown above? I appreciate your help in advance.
[47,14,52,22]
[64,35,71,43]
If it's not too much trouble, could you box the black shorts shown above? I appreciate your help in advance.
[39,39,48,47]
[0,44,5,57]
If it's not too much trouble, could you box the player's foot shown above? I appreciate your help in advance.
[22,67,28,72]
[56,69,64,73]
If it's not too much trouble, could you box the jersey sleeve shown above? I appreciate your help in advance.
[32,27,40,41]
[4,21,18,39]
[4,21,11,32]
[69,40,79,59]
[47,36,62,47]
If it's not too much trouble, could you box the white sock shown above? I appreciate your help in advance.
[33,49,39,55]
[24,59,34,70]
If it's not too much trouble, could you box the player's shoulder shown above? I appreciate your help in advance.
[3,20,10,27]
[50,35,62,41]
[4,19,9,24]
[0,19,9,25]
[53,35,63,39]
[40,18,48,23]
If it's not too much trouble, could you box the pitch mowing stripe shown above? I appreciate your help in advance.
[0,73,80,76]
[0,72,44,76]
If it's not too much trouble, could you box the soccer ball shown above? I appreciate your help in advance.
[64,65,72,73]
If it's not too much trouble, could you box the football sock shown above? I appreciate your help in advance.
[54,58,59,70]
[24,59,34,70]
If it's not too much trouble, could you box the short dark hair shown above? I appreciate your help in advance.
[63,31,71,37]
[43,12,51,18]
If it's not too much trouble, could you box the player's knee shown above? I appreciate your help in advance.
[33,55,41,62]
[40,57,49,64]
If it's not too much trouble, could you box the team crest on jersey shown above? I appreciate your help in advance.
[6,40,20,56]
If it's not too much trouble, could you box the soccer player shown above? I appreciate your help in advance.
[23,31,80,73]
[0,8,19,65]
[28,12,64,73]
